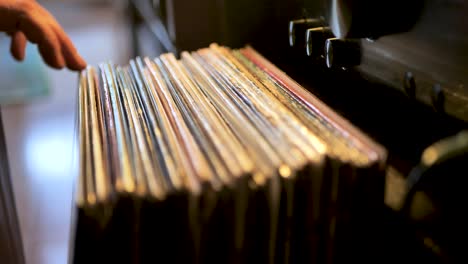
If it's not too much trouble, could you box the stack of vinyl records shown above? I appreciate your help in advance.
[71,44,387,264]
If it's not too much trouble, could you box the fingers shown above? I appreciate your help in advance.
[53,27,87,71]
[17,9,65,69]
[34,4,86,70]
[14,1,86,71]
[43,12,87,70]
[10,31,28,61]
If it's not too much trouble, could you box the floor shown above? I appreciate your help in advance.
[1,2,131,263]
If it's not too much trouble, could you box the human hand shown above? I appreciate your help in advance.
[0,0,86,71]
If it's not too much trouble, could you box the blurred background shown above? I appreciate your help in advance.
[1,1,131,263]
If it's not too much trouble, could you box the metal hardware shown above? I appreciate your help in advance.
[289,18,324,48]
[305,27,335,58]
[325,38,362,68]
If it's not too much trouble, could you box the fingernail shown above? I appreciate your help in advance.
[18,53,25,61]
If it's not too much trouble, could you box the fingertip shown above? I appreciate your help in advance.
[51,64,65,70]
[60,40,87,71]
[17,51,25,61]
[50,54,66,70]
[54,46,66,69]
[58,54,66,68]
[10,32,27,61]
[38,44,65,70]
[78,55,88,69]
[10,44,22,61]
[45,59,65,70]
[64,51,87,71]
[48,20,87,71]
[68,55,87,71]
[11,51,25,62]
